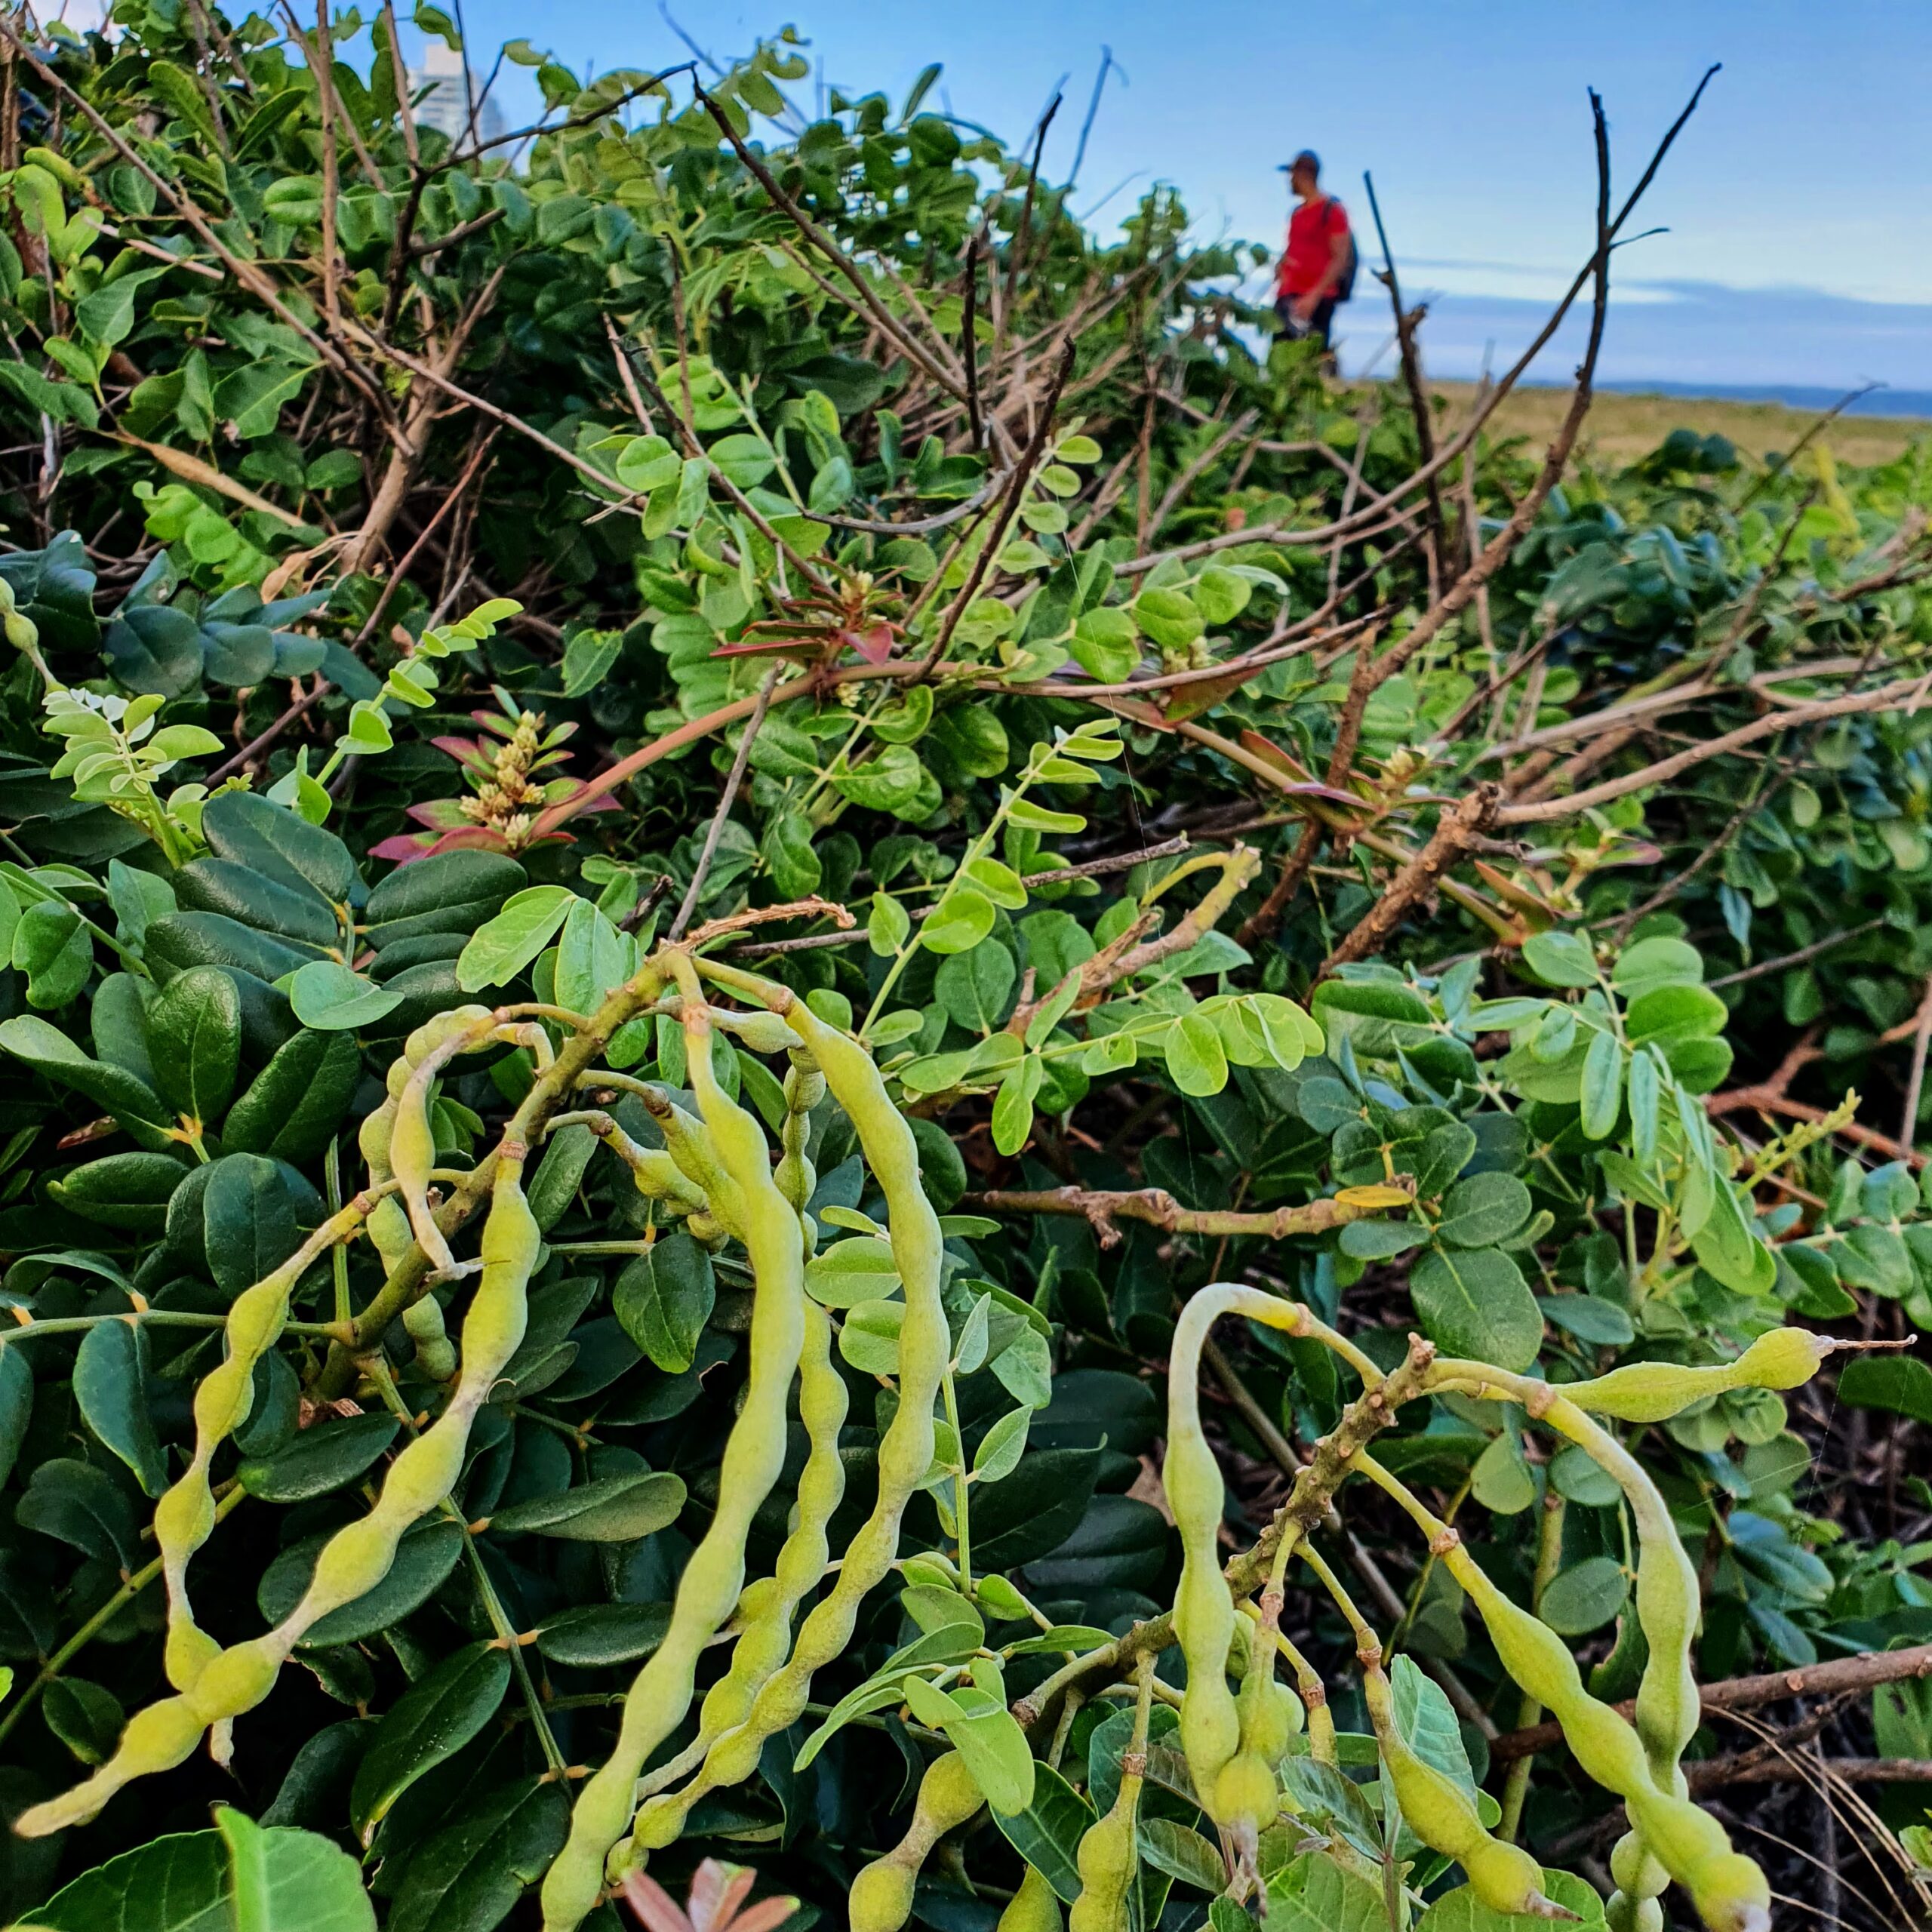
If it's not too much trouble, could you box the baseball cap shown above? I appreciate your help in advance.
[1276,151,1321,174]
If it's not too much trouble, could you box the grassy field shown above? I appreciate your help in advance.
[1432,381,1932,468]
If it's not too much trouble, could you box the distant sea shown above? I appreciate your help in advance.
[1525,378,1932,420]
[1337,278,1932,418]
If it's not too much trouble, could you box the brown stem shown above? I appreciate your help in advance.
[963,1185,1386,1251]
[918,340,1075,676]
[1899,973,1932,1151]
[1320,783,1503,975]
[1118,66,1718,582]
[1497,673,1932,826]
[667,666,780,943]
[732,835,1192,958]
[1362,171,1446,585]
[352,426,499,646]
[697,85,968,404]
[1686,1755,1932,1790]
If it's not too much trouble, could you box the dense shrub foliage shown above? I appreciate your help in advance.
[1,11,1931,1932]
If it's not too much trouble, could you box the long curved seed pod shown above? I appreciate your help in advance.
[392,1011,525,1275]
[1361,1660,1561,1918]
[362,1007,500,1275]
[150,1187,392,1692]
[1355,1453,1770,1932]
[774,1048,822,1219]
[540,969,806,1932]
[17,1152,542,1838]
[637,965,946,1853]
[1069,1658,1153,1932]
[360,1094,415,1277]
[631,1294,848,1839]
[574,1069,734,1205]
[996,1865,1063,1932]
[1555,1327,1834,1424]
[1159,1280,1364,1825]
[849,1752,984,1932]
[1430,1359,1707,1929]
[555,1109,712,1221]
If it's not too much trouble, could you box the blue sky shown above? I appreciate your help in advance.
[420,0,1932,402]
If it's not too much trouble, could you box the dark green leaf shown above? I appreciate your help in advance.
[1411,1246,1543,1372]
[1539,1556,1629,1637]
[990,1759,1094,1902]
[202,1152,300,1300]
[201,790,356,903]
[385,1776,568,1932]
[1537,1295,1635,1347]
[16,1457,141,1567]
[351,1641,512,1837]
[223,1029,360,1161]
[1838,1354,1932,1425]
[534,1602,672,1668]
[146,964,242,1121]
[238,1412,399,1502]
[74,1318,167,1495]
[485,1470,685,1541]
[1435,1172,1532,1249]
[45,1675,125,1766]
[613,1233,715,1372]
[48,1151,187,1233]
[0,1343,31,1489]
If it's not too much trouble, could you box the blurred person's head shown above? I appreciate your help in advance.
[1287,151,1320,201]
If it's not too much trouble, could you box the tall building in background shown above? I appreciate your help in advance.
[405,41,506,150]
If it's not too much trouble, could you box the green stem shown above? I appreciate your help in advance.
[5,1309,346,1340]
[363,1359,568,1775]
[943,1363,971,1591]
[325,1138,352,1328]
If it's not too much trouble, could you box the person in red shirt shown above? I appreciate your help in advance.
[1273,150,1353,357]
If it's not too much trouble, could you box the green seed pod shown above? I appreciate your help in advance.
[403,1292,457,1381]
[403,1005,494,1070]
[774,1051,822,1218]
[153,1192,380,1693]
[849,1752,984,1932]
[1607,1900,1665,1932]
[391,1064,451,1275]
[1608,1825,1669,1932]
[358,1095,417,1275]
[711,1006,799,1057]
[1068,1760,1140,1932]
[595,1116,712,1220]
[555,969,952,1919]
[279,1163,539,1638]
[998,1866,1063,1932]
[1164,1286,1251,1815]
[1363,1664,1553,1918]
[1375,1491,1770,1932]
[542,985,806,1932]
[1561,1328,1831,1425]
[630,1297,848,1850]
[21,1160,543,1838]
[627,1082,738,1217]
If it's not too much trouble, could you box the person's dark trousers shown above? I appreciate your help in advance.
[1273,293,1337,349]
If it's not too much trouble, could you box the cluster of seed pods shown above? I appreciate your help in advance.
[10,941,1828,1932]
